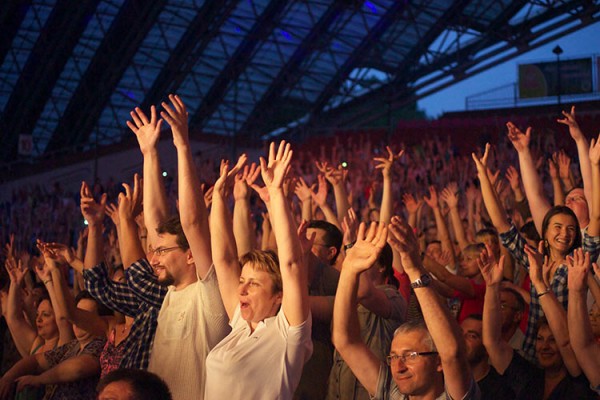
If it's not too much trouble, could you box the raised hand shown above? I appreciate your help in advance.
[477,247,504,287]
[215,155,248,199]
[557,105,584,141]
[203,184,214,208]
[589,133,600,166]
[118,173,143,221]
[233,163,259,201]
[566,248,590,292]
[310,174,329,207]
[556,150,572,180]
[127,105,163,155]
[341,208,359,247]
[260,141,292,189]
[373,146,404,178]
[106,203,120,227]
[388,216,421,273]
[402,193,423,214]
[43,242,76,265]
[471,142,491,172]
[440,182,459,209]
[342,222,387,274]
[35,241,58,282]
[80,181,106,226]
[524,242,552,288]
[423,185,439,210]
[506,122,531,153]
[294,177,314,203]
[505,165,521,192]
[160,94,189,147]
[4,257,25,285]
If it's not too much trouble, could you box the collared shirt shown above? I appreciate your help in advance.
[499,224,600,361]
[375,362,480,400]
[83,259,167,369]
[205,306,313,400]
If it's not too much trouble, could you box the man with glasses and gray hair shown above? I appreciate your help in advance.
[332,217,480,400]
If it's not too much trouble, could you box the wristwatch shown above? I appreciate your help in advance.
[411,274,432,289]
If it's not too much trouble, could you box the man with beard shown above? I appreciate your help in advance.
[125,96,230,399]
[461,315,514,399]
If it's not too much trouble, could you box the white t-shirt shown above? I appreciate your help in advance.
[148,266,229,400]
[204,305,313,400]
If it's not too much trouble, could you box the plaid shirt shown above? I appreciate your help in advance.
[499,224,600,361]
[84,259,167,369]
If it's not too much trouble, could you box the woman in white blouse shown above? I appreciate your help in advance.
[206,141,312,399]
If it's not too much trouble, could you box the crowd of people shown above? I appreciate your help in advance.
[0,96,599,400]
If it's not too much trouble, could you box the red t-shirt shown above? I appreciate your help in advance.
[453,279,487,323]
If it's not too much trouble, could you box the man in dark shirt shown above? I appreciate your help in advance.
[461,314,514,399]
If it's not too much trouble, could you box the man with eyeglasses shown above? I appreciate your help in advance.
[125,96,230,400]
[332,217,479,400]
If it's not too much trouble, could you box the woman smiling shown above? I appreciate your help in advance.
[205,141,312,399]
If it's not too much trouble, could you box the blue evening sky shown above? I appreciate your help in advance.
[418,22,600,118]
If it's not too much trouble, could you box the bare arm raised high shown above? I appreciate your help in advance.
[162,94,213,278]
[506,122,551,234]
[262,141,309,326]
[127,105,168,250]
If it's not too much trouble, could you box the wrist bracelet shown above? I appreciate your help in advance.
[43,279,52,285]
[537,287,551,298]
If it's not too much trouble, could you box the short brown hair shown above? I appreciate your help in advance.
[156,215,189,250]
[239,250,282,293]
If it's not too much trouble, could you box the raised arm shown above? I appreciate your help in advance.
[316,161,350,223]
[440,182,470,251]
[3,258,38,357]
[262,141,309,326]
[506,122,551,234]
[478,249,513,373]
[43,247,108,339]
[311,174,341,229]
[548,154,565,206]
[294,177,314,222]
[332,222,388,396]
[233,163,259,256]
[567,250,600,388]
[472,144,511,233]
[525,245,581,376]
[127,105,168,249]
[423,186,455,261]
[210,158,245,320]
[401,193,422,231]
[80,182,106,270]
[162,95,212,278]
[587,134,600,237]
[388,216,472,399]
[558,106,592,206]
[35,245,74,346]
[116,174,146,269]
[374,146,403,223]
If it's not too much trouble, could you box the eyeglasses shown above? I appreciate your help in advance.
[386,351,438,365]
[151,246,181,256]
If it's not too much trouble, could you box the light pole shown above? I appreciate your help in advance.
[553,45,563,105]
